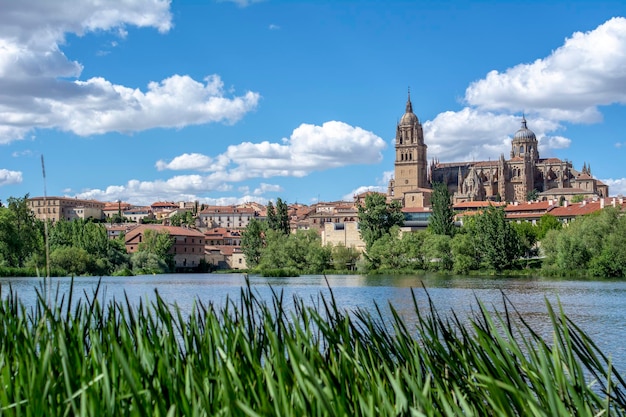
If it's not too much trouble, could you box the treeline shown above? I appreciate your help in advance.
[242,189,626,278]
[0,195,181,277]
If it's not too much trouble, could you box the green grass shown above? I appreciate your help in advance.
[0,278,625,416]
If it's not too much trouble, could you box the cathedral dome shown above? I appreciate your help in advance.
[513,117,537,142]
[400,111,418,125]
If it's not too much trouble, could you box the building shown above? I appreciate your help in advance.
[198,206,258,229]
[387,92,609,206]
[27,196,105,222]
[124,224,205,270]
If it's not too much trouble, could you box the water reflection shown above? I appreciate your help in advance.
[1,273,625,372]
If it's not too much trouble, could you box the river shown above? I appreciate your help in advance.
[1,273,625,372]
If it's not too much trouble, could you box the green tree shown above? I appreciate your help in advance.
[429,182,455,236]
[331,244,361,271]
[473,205,522,271]
[276,198,290,235]
[537,214,562,240]
[138,229,174,271]
[422,232,453,271]
[266,201,278,231]
[50,246,94,275]
[571,195,585,203]
[241,218,267,268]
[357,193,404,251]
[6,195,43,267]
[130,251,169,275]
[511,221,538,258]
[450,232,479,274]
[526,189,539,202]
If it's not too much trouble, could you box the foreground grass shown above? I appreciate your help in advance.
[1,280,625,416]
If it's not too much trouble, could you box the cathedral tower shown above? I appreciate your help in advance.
[390,91,428,202]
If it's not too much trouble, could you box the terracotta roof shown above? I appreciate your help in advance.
[402,207,431,213]
[504,201,554,212]
[200,206,255,214]
[125,224,204,240]
[538,157,564,164]
[550,201,604,217]
[453,201,506,209]
[151,201,178,208]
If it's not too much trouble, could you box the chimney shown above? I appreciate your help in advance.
[564,200,568,207]
[548,199,554,205]
[613,198,616,207]
[600,198,605,209]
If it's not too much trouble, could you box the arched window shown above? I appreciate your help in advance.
[520,145,524,154]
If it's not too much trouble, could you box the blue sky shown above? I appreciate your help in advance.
[1,0,626,206]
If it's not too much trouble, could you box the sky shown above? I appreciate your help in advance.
[1,0,626,207]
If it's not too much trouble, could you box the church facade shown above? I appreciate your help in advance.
[387,93,609,207]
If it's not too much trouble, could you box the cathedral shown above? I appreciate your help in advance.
[387,92,609,208]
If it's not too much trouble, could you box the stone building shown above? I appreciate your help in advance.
[388,93,609,206]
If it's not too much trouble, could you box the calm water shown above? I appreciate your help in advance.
[1,273,625,372]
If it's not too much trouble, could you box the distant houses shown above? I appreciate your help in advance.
[25,193,625,271]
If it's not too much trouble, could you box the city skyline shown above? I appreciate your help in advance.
[1,0,626,206]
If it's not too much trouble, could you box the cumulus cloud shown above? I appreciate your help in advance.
[423,108,566,162]
[253,183,283,195]
[158,121,385,178]
[0,169,23,186]
[601,178,626,196]
[76,121,384,204]
[0,0,259,143]
[464,17,626,122]
[342,170,394,201]
[269,24,280,30]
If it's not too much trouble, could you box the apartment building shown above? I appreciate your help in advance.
[27,196,105,222]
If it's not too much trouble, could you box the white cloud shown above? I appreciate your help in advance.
[601,178,626,196]
[269,24,280,30]
[158,121,386,179]
[0,169,23,186]
[424,108,567,162]
[156,153,214,171]
[615,142,626,148]
[342,170,394,201]
[76,121,384,204]
[0,1,259,143]
[253,183,283,195]
[464,17,626,123]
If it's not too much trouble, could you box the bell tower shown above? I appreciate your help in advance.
[390,90,428,202]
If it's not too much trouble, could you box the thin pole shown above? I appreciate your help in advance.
[41,155,51,305]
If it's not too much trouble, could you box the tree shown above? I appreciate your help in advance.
[429,182,455,236]
[5,195,43,267]
[357,193,404,251]
[473,205,522,271]
[276,198,290,235]
[266,201,278,231]
[526,189,539,202]
[571,195,585,203]
[331,244,361,271]
[537,214,561,240]
[241,218,267,268]
[138,229,174,271]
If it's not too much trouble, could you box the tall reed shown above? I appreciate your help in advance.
[0,278,624,416]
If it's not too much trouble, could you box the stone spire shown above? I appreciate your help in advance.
[405,87,413,114]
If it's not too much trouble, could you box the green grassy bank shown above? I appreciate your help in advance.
[0,280,625,416]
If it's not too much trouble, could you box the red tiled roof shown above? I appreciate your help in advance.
[453,201,506,209]
[504,201,554,212]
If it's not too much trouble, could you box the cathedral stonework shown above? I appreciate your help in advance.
[388,93,609,207]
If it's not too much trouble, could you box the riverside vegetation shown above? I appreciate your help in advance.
[1,191,625,277]
[1,279,625,416]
